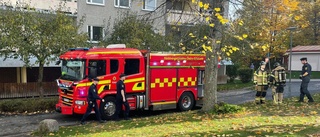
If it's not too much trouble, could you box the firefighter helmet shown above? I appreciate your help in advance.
[273,62,281,68]
[260,61,266,66]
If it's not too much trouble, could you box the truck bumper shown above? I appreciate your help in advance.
[56,104,73,115]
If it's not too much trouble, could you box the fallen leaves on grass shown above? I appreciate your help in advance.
[49,95,320,137]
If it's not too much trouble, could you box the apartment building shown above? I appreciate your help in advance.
[78,0,165,43]
[78,0,230,44]
[78,0,230,84]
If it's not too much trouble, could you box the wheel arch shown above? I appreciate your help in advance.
[99,90,117,100]
[177,90,196,111]
[177,89,196,102]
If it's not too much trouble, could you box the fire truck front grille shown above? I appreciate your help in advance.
[60,88,73,95]
[61,96,73,106]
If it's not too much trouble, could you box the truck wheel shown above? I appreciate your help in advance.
[178,92,195,111]
[100,96,117,120]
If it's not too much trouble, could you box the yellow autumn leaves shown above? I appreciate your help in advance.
[193,1,229,26]
[184,28,247,56]
[234,34,248,41]
[183,0,242,56]
[221,46,240,57]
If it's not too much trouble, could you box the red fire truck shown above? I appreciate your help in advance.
[55,44,205,119]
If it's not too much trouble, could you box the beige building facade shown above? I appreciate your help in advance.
[77,0,229,43]
[1,0,77,13]
[78,0,167,43]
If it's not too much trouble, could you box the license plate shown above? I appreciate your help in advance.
[63,98,70,102]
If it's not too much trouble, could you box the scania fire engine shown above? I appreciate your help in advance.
[55,44,205,119]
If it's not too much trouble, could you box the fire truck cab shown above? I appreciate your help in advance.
[55,44,205,119]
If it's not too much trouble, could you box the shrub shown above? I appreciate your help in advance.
[0,97,58,113]
[210,102,244,114]
[226,64,239,83]
[238,68,253,83]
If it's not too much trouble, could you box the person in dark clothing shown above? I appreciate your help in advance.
[80,78,106,125]
[298,57,314,103]
[115,73,130,120]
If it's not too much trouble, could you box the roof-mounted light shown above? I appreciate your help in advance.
[107,44,126,49]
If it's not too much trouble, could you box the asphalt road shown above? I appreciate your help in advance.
[0,80,319,137]
[219,79,320,104]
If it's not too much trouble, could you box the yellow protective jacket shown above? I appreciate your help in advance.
[253,68,268,86]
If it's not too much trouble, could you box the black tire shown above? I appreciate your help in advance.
[178,92,195,111]
[100,96,117,120]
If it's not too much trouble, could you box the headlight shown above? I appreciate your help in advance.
[75,100,85,105]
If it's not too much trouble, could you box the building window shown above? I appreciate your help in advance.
[88,26,103,42]
[87,0,104,5]
[114,0,130,8]
[143,0,156,11]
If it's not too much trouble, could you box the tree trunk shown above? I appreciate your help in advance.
[200,0,223,112]
[201,49,218,112]
[38,61,44,98]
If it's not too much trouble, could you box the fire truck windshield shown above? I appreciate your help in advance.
[60,60,85,81]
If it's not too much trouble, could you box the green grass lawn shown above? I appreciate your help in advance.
[37,94,320,137]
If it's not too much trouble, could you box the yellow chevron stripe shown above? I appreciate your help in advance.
[132,82,145,91]
[76,79,111,87]
[99,80,111,84]
[98,85,106,94]
[124,77,145,83]
[76,83,89,87]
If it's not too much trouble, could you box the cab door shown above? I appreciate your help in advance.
[107,58,121,91]
[87,59,106,79]
[123,58,145,93]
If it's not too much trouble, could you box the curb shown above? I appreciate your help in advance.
[218,90,255,96]
[288,79,320,82]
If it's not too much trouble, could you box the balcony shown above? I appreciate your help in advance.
[166,10,205,25]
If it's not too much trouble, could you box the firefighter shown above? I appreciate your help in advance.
[115,73,130,120]
[253,61,269,104]
[298,57,314,103]
[80,78,106,125]
[269,62,286,104]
